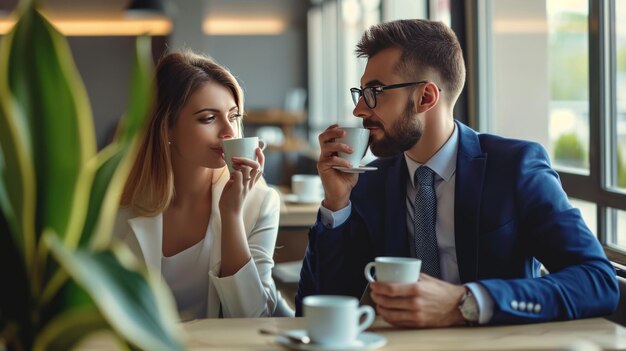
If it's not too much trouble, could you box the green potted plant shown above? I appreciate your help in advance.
[0,1,184,350]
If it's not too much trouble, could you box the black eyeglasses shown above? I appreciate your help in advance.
[350,81,441,109]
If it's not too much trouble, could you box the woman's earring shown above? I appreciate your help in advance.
[168,141,172,145]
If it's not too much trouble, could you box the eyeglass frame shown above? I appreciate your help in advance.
[350,81,442,109]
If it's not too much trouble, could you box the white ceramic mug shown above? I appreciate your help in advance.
[221,137,266,173]
[291,174,323,202]
[303,295,375,347]
[364,257,422,283]
[336,127,370,168]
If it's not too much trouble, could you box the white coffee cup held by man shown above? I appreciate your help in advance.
[364,257,422,283]
[221,136,266,173]
[336,127,370,168]
[302,295,375,347]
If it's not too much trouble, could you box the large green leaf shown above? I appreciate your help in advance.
[78,146,131,249]
[0,6,37,281]
[44,232,185,351]
[117,35,154,145]
[0,206,32,349]
[7,7,95,248]
[75,35,154,249]
[33,307,110,351]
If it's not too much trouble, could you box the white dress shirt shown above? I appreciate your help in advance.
[320,125,495,324]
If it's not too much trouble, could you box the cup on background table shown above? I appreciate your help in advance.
[221,137,266,173]
[336,127,370,168]
[291,174,323,202]
[302,295,375,347]
[364,257,422,283]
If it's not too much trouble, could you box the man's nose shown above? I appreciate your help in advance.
[353,97,370,119]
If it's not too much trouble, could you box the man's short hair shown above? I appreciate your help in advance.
[356,19,466,105]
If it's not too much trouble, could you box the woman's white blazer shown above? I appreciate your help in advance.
[113,169,282,318]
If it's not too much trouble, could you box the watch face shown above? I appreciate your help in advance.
[460,291,479,322]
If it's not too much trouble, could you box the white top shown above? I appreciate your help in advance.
[113,168,294,319]
[162,237,211,320]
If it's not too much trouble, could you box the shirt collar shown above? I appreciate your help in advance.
[405,123,458,185]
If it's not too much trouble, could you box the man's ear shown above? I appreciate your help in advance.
[414,82,440,113]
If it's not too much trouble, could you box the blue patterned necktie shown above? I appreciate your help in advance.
[414,166,441,278]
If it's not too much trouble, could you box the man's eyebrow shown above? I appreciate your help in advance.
[362,79,384,87]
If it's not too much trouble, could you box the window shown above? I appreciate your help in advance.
[307,0,381,144]
[307,0,433,144]
[570,198,597,236]
[483,0,590,173]
[471,0,626,262]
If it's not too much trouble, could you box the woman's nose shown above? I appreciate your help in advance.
[220,120,236,139]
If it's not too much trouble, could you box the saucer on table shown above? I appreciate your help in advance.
[332,166,378,174]
[275,329,387,351]
[283,194,323,204]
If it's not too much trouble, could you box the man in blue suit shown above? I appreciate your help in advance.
[296,19,618,326]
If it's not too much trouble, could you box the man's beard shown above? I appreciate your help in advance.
[367,98,422,157]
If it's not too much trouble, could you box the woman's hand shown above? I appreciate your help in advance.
[219,147,265,215]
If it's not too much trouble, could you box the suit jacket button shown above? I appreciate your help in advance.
[534,304,542,313]
[511,300,518,310]
[518,302,527,311]
[526,302,534,312]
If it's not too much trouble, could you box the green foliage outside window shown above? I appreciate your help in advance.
[549,12,588,101]
[617,47,626,72]
[618,146,626,188]
[553,132,587,168]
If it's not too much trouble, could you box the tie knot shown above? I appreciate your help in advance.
[415,166,435,186]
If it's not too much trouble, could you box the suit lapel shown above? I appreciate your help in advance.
[454,122,487,283]
[128,213,163,272]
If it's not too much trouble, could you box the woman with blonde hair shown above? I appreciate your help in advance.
[114,50,290,319]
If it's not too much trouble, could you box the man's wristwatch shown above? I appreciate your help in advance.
[458,288,479,325]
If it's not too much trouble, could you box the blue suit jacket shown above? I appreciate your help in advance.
[296,121,618,324]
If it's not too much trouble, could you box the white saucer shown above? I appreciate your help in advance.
[276,330,387,351]
[332,166,378,174]
[283,193,323,204]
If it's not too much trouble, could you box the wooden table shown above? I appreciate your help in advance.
[78,317,626,350]
[274,190,316,272]
[180,317,626,351]
[279,201,318,227]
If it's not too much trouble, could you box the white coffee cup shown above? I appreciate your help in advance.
[336,127,370,168]
[291,174,323,202]
[303,295,375,347]
[364,257,422,283]
[221,137,266,173]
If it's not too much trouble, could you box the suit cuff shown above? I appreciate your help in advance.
[466,282,494,324]
[319,202,351,228]
[209,258,266,317]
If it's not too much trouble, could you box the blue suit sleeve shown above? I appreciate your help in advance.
[479,143,618,324]
[295,210,374,316]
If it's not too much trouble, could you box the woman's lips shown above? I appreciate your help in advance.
[212,147,224,155]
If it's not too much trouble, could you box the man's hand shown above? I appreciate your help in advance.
[369,274,467,328]
[317,124,359,211]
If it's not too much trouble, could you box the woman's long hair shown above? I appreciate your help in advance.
[120,50,244,216]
